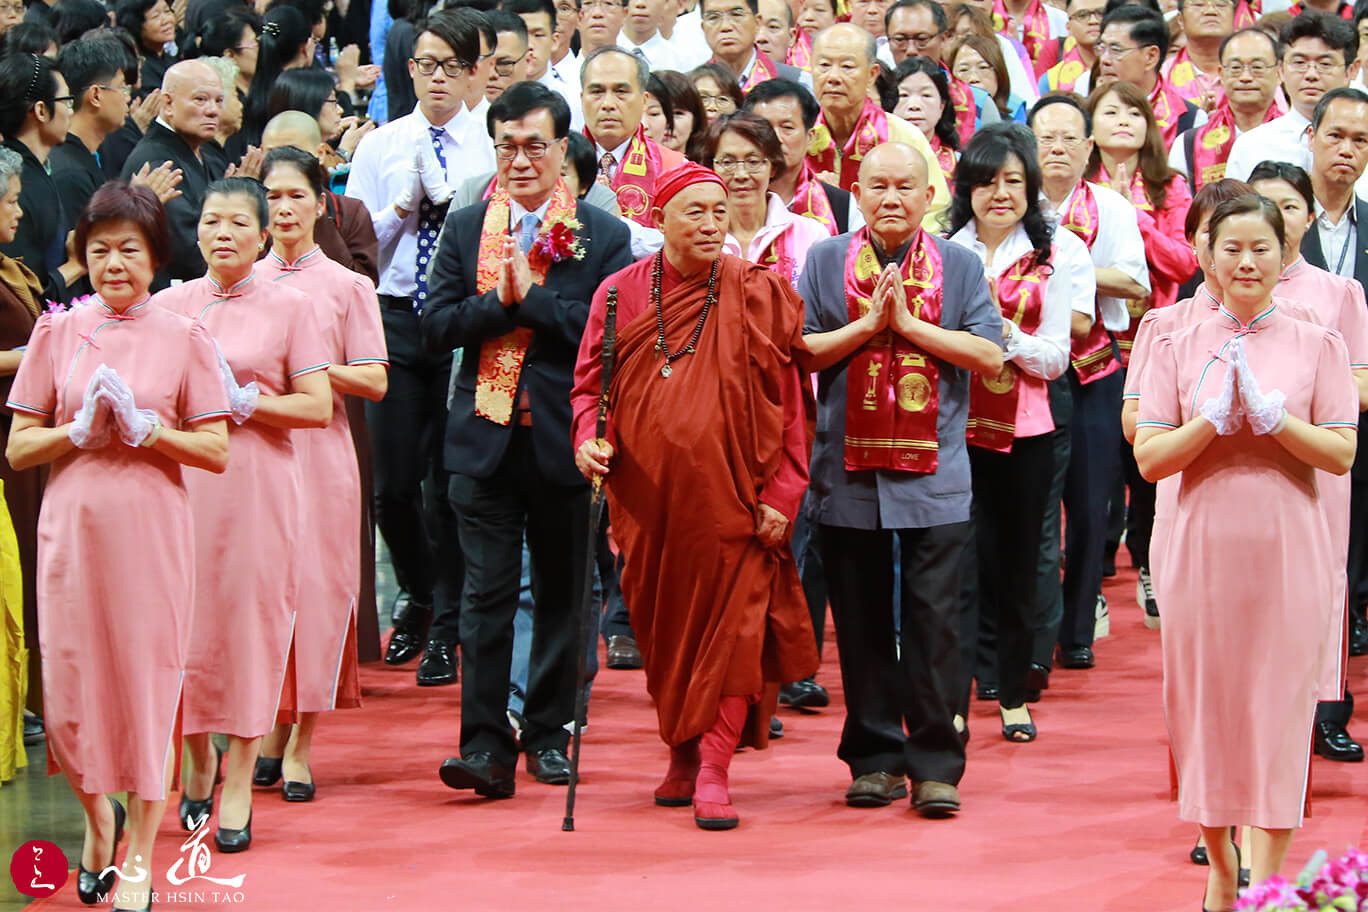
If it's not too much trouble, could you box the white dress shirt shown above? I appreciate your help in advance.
[1168,121,1250,177]
[667,10,712,70]
[1315,198,1357,278]
[1225,108,1368,199]
[618,29,688,72]
[346,104,498,298]
[510,196,554,234]
[720,192,830,286]
[539,57,585,132]
[1049,182,1151,332]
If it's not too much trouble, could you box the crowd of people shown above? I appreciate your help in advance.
[0,0,1363,906]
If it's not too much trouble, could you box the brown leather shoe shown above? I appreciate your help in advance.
[845,771,907,807]
[913,781,960,818]
[605,635,644,669]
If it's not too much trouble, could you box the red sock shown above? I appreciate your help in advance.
[694,695,749,806]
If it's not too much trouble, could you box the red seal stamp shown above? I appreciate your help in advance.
[11,840,68,898]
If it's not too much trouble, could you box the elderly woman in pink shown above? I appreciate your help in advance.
[155,177,334,854]
[4,183,230,912]
[253,146,388,803]
[701,113,828,290]
[1135,194,1358,912]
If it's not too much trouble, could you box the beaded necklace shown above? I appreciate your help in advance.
[651,252,719,379]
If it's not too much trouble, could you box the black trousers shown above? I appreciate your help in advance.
[1317,474,1368,727]
[369,299,463,642]
[792,491,828,658]
[449,428,589,766]
[967,436,1055,710]
[596,513,632,642]
[822,522,968,785]
[1032,425,1072,670]
[1118,440,1155,572]
[1059,370,1123,649]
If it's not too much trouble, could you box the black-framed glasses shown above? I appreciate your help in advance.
[96,84,132,98]
[702,7,754,23]
[1068,8,1103,21]
[493,140,557,160]
[411,56,472,77]
[51,95,74,110]
[493,49,528,77]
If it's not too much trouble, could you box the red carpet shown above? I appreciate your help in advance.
[28,567,1368,911]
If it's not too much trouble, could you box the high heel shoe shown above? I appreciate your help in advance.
[214,811,252,853]
[1000,707,1037,742]
[76,797,125,905]
[253,756,283,787]
[282,766,315,802]
[180,744,221,831]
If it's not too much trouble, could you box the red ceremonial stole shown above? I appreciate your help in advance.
[842,227,943,473]
[473,180,578,424]
[1044,38,1089,93]
[587,124,670,226]
[789,162,839,236]
[757,223,801,288]
[930,136,958,183]
[809,98,893,191]
[1287,0,1351,17]
[1189,100,1279,190]
[943,65,977,148]
[786,29,813,71]
[1233,0,1258,26]
[1101,164,1152,364]
[733,50,779,92]
[1165,48,1216,106]
[1058,183,1119,385]
[992,0,1051,70]
[967,247,1050,452]
[1149,76,1189,148]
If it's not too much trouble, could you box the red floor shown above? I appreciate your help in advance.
[29,567,1368,911]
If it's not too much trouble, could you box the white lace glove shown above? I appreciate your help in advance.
[1231,338,1288,435]
[416,141,453,206]
[67,365,116,449]
[214,344,259,425]
[96,367,160,447]
[1198,345,1244,436]
[394,147,425,214]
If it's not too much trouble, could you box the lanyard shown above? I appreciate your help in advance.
[1333,221,1353,277]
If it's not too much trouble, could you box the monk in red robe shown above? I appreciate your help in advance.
[571,163,818,831]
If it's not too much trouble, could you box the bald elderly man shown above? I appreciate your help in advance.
[799,142,1002,817]
[120,58,226,284]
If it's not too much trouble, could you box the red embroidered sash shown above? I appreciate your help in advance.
[1149,77,1187,147]
[789,162,838,235]
[1058,182,1119,384]
[588,124,668,226]
[944,66,977,148]
[930,136,957,183]
[758,225,800,288]
[735,51,779,92]
[473,180,577,424]
[809,98,892,191]
[968,247,1050,451]
[1101,165,1154,363]
[842,227,943,473]
[1189,100,1278,190]
[786,29,812,70]
[993,0,1051,68]
[1044,40,1089,93]
[1234,0,1257,26]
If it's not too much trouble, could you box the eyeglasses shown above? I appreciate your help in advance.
[1222,59,1273,76]
[325,94,341,107]
[494,140,556,160]
[698,93,737,110]
[581,0,625,8]
[713,156,770,174]
[1068,8,1103,21]
[1097,42,1142,59]
[0,2,23,13]
[887,31,941,49]
[493,49,528,77]
[1033,132,1086,149]
[411,56,472,76]
[96,83,133,98]
[702,7,754,24]
[1283,55,1344,74]
[51,95,74,111]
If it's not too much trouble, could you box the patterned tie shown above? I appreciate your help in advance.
[517,213,540,254]
[413,126,448,313]
[598,151,616,188]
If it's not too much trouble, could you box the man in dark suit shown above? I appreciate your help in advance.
[701,0,812,92]
[423,81,634,798]
[1300,86,1368,763]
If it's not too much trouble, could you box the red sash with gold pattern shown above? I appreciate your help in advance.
[758,224,801,288]
[931,136,957,183]
[1234,0,1258,26]
[473,180,578,424]
[968,247,1050,451]
[1059,183,1119,384]
[809,98,892,191]
[1044,40,1089,92]
[944,67,977,147]
[1189,100,1278,191]
[735,50,779,92]
[786,29,812,71]
[589,124,669,226]
[1165,48,1207,105]
[843,227,943,473]
[1149,77,1188,148]
[789,163,838,235]
[993,0,1051,68]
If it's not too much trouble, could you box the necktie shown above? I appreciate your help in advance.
[598,151,616,187]
[517,213,540,254]
[413,126,448,313]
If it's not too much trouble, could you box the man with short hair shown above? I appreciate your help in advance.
[485,10,532,102]
[581,0,628,55]
[346,9,496,685]
[427,81,633,799]
[1225,11,1359,182]
[581,45,685,226]
[504,0,586,130]
[1039,0,1105,93]
[119,59,226,284]
[1169,27,1281,190]
[805,23,948,224]
[848,0,894,38]
[1096,5,1202,146]
[572,162,817,830]
[755,0,796,65]
[701,0,812,91]
[883,0,1000,141]
[547,0,584,93]
[799,142,1003,817]
[1163,0,1236,108]
[619,0,690,71]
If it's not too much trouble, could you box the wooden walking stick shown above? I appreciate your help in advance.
[563,285,617,832]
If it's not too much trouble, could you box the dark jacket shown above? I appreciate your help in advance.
[120,120,224,285]
[48,133,105,237]
[0,138,65,302]
[420,197,634,487]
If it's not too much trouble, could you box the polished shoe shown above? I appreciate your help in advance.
[282,767,316,802]
[22,713,43,745]
[1189,839,1208,865]
[778,677,829,711]
[77,797,124,905]
[1001,707,1037,743]
[415,640,458,686]
[975,682,1000,701]
[605,635,644,670]
[1026,662,1049,702]
[1313,720,1364,762]
[385,592,433,665]
[769,716,783,739]
[845,771,907,808]
[526,748,572,785]
[439,752,515,798]
[1137,568,1160,630]
[213,812,252,853]
[1057,645,1094,669]
[179,745,221,831]
[253,756,283,787]
[384,628,427,666]
[1350,614,1368,658]
[913,781,960,818]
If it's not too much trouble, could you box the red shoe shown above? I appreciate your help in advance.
[692,696,749,831]
[654,778,694,807]
[692,799,739,830]
[655,737,699,807]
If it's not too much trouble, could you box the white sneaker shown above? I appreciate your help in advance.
[1093,594,1110,640]
[1136,568,1160,629]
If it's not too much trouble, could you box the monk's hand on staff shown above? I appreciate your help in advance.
[575,437,614,480]
[754,503,789,547]
[498,238,533,306]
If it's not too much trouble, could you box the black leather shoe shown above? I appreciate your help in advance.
[213,812,252,853]
[976,682,1000,701]
[416,640,458,686]
[770,716,784,738]
[1313,720,1364,762]
[526,748,572,785]
[1102,550,1117,578]
[384,628,427,666]
[179,745,220,831]
[605,635,644,669]
[439,752,515,798]
[778,677,830,711]
[1057,646,1095,669]
[1350,615,1368,658]
[22,714,43,745]
[253,757,282,787]
[282,767,316,802]
[77,797,124,905]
